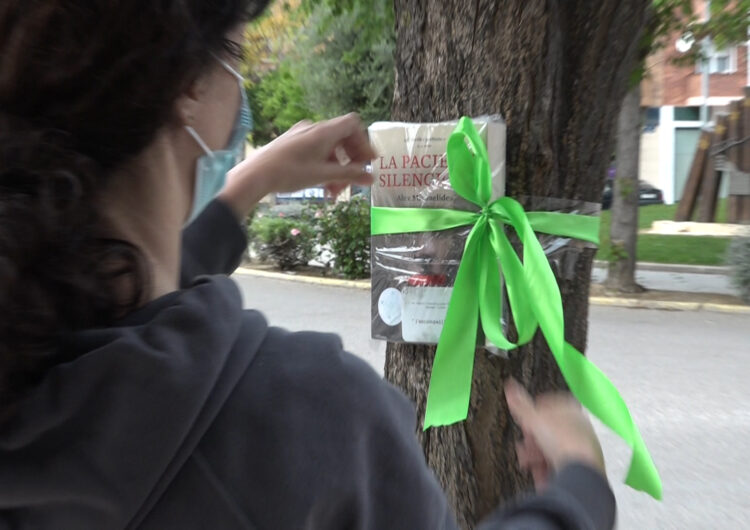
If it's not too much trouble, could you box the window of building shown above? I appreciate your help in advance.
[643,107,660,132]
[674,106,701,121]
[696,43,737,74]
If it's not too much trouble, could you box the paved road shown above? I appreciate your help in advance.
[233,273,750,529]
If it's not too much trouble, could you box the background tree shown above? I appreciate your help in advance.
[606,0,694,292]
[606,0,750,292]
[607,82,645,292]
[384,2,649,528]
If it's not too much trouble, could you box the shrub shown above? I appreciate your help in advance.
[727,236,750,304]
[318,195,371,279]
[249,215,316,270]
[269,201,328,221]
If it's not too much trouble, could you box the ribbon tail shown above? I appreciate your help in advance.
[423,226,484,429]
[497,197,660,499]
[487,220,537,344]
[477,227,517,351]
[559,342,663,499]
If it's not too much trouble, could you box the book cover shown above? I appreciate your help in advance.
[369,116,506,343]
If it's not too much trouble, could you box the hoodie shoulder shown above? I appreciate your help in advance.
[194,326,454,530]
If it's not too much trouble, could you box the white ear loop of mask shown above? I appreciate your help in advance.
[185,126,214,157]
[213,55,244,83]
[184,52,245,157]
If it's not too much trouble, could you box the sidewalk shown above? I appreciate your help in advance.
[592,260,729,276]
[590,264,733,295]
[235,262,749,315]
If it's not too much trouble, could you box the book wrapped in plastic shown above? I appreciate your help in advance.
[369,116,506,344]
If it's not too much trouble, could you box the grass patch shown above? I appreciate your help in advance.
[596,200,731,266]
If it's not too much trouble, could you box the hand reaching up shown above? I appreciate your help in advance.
[219,113,375,219]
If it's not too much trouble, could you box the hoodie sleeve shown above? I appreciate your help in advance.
[476,463,616,530]
[180,199,248,285]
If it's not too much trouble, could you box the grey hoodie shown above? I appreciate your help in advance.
[0,200,615,529]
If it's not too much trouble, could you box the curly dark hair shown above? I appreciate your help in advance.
[0,0,269,411]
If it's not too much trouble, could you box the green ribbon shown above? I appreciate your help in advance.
[371,117,662,499]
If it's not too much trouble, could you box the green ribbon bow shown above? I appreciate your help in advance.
[371,116,662,499]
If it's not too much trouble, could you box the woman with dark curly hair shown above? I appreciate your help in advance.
[0,1,615,529]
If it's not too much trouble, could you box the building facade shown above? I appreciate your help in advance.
[639,2,748,204]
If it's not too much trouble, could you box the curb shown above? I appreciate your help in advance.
[235,267,750,314]
[588,297,750,314]
[592,260,730,276]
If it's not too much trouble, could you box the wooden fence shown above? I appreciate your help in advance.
[675,86,750,224]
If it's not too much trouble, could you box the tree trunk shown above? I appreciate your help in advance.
[605,85,646,293]
[386,1,648,528]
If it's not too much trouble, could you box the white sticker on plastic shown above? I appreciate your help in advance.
[378,287,403,326]
[401,286,453,343]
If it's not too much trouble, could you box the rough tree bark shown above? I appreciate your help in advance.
[606,85,646,293]
[385,2,649,528]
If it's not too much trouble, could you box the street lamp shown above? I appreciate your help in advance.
[701,0,712,126]
[676,1,712,126]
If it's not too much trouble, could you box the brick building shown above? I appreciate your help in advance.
[639,1,748,204]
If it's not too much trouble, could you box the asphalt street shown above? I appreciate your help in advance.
[233,273,750,530]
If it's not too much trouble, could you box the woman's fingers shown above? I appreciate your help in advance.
[516,436,546,468]
[517,438,551,490]
[505,378,606,479]
[316,160,373,186]
[324,182,348,198]
[234,113,376,198]
[530,461,551,490]
[287,119,314,135]
[515,441,530,469]
[318,113,377,162]
[504,378,539,433]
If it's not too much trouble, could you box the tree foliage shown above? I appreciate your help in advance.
[241,0,303,82]
[299,0,394,45]
[247,61,317,145]
[243,0,395,145]
[697,0,750,49]
[242,0,316,144]
[292,2,394,124]
[633,0,750,84]
[629,0,695,84]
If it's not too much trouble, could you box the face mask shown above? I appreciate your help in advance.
[184,57,252,224]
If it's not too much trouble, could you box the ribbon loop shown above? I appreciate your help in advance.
[446,116,493,207]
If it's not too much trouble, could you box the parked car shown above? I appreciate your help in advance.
[601,179,664,209]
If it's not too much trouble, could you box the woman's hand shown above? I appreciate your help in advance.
[504,378,606,490]
[218,113,376,220]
